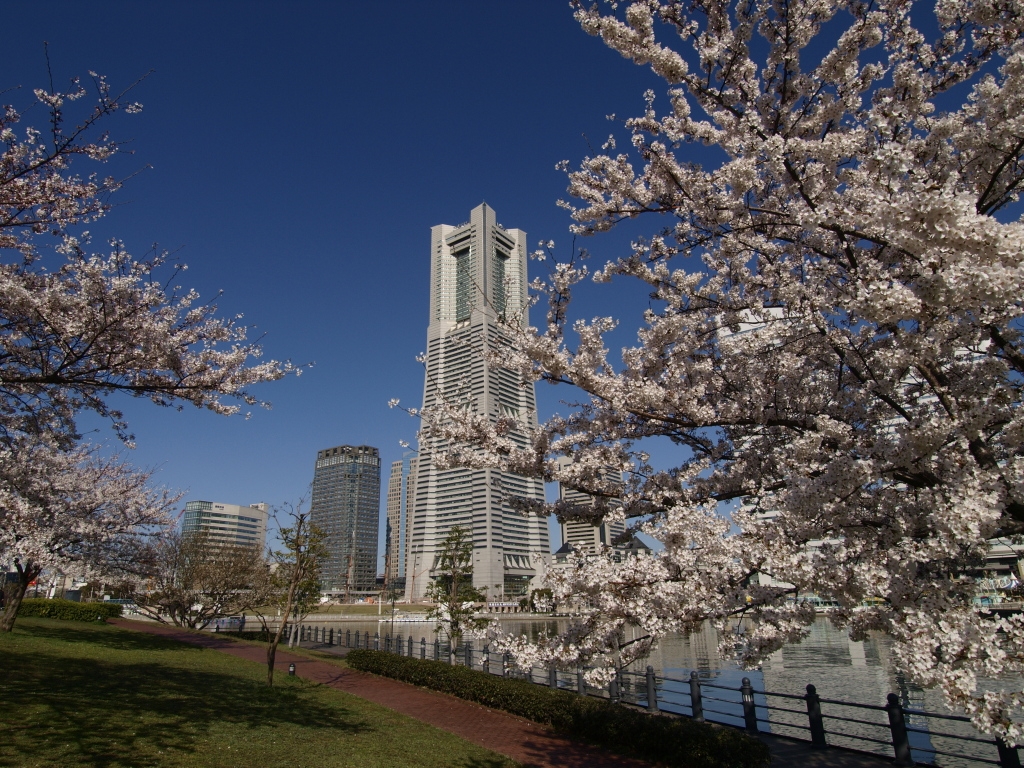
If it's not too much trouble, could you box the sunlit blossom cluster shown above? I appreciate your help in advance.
[419,0,1024,742]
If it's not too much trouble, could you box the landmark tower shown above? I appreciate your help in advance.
[405,203,549,601]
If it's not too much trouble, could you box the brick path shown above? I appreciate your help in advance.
[111,619,892,768]
[111,619,647,768]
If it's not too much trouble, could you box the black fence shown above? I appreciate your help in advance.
[281,623,1021,768]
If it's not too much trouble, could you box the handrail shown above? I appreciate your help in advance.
[349,632,1021,768]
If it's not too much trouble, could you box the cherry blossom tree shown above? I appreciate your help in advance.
[0,437,176,631]
[130,529,272,631]
[0,69,297,630]
[0,69,297,445]
[419,0,1024,742]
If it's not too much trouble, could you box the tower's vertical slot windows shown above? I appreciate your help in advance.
[454,247,472,321]
[492,247,509,318]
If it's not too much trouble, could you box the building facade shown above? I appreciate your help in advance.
[405,203,549,601]
[180,501,269,550]
[556,457,627,555]
[384,452,418,593]
[310,444,381,598]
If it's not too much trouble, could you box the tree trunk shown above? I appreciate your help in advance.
[0,562,39,633]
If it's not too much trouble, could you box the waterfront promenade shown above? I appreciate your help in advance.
[112,619,893,768]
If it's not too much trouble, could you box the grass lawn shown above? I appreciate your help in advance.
[0,618,520,768]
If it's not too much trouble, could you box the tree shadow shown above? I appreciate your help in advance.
[16,620,201,653]
[1,644,367,767]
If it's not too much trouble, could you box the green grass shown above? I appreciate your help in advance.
[0,618,520,768]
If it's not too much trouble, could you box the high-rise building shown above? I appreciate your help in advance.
[384,452,417,592]
[181,501,269,550]
[405,203,549,601]
[556,457,627,554]
[310,444,381,598]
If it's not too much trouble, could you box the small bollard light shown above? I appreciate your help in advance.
[288,663,296,676]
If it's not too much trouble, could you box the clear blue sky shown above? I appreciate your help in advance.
[2,2,672,565]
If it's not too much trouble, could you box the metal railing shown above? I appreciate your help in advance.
[284,623,1022,768]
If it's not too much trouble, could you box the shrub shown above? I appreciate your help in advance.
[346,650,770,768]
[17,598,123,622]
[224,629,274,642]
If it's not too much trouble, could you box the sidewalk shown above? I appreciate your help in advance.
[111,619,893,768]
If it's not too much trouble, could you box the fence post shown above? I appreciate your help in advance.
[689,671,704,722]
[420,637,426,659]
[374,632,380,651]
[610,677,620,704]
[741,677,759,734]
[885,693,915,767]
[997,738,1022,768]
[646,666,659,712]
[346,629,351,647]
[434,637,440,661]
[805,684,827,748]
[465,642,472,669]
[578,670,587,696]
[549,666,558,689]
[385,633,391,652]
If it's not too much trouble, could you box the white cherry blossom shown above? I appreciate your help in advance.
[421,0,1024,743]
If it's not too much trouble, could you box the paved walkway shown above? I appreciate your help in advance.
[111,619,894,768]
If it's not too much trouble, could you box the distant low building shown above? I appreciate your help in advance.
[181,501,269,550]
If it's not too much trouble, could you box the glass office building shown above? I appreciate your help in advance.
[311,444,381,598]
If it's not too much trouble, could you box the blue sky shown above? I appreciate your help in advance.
[2,2,677,565]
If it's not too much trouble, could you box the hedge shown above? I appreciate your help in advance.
[16,598,123,622]
[346,649,770,768]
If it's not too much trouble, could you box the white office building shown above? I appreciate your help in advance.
[181,501,269,550]
[405,203,550,601]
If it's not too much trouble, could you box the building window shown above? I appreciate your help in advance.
[492,247,509,318]
[454,247,472,322]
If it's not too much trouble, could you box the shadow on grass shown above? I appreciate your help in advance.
[15,620,204,653]
[0,642,366,767]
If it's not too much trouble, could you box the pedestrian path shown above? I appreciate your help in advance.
[111,619,894,768]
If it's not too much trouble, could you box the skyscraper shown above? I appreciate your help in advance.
[384,452,417,592]
[310,444,381,598]
[405,203,549,601]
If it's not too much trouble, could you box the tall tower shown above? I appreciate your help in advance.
[406,203,549,601]
[310,444,381,598]
[384,452,417,593]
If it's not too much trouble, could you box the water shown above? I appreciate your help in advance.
[296,614,1014,767]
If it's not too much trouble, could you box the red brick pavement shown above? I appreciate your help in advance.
[110,619,649,768]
